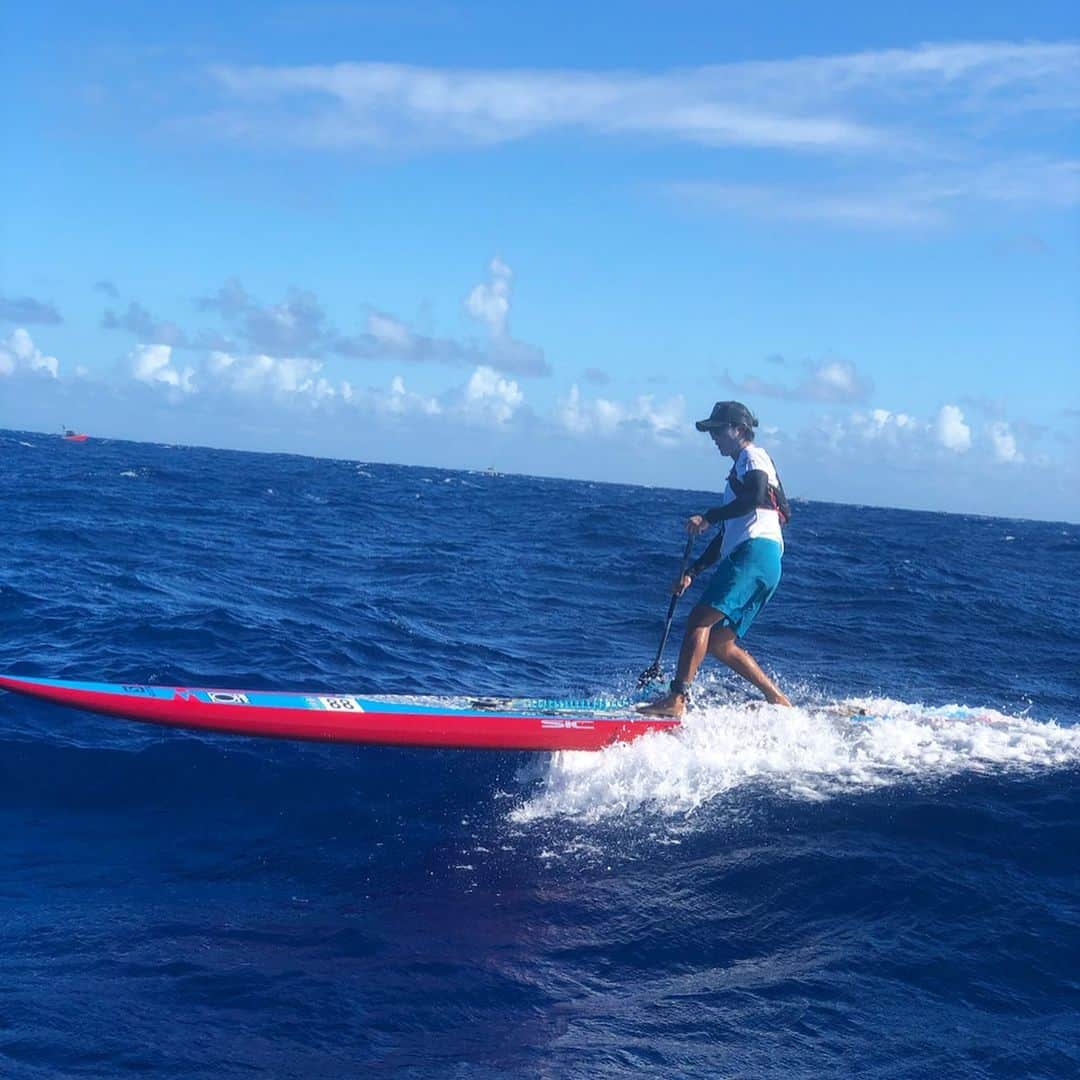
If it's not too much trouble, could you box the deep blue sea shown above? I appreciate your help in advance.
[2,428,1078,1078]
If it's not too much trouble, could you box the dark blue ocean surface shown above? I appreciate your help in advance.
[1,428,1078,1078]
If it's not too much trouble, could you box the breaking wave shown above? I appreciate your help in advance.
[513,698,1080,821]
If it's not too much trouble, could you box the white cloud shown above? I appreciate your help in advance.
[970,158,1080,207]
[0,328,59,378]
[126,347,509,424]
[673,157,1080,229]
[817,361,862,397]
[130,344,196,393]
[674,181,950,228]
[206,350,337,401]
[367,312,415,350]
[463,257,547,377]
[560,384,612,435]
[842,403,1031,465]
[801,403,1036,468]
[558,384,687,443]
[465,256,512,336]
[371,374,442,417]
[988,420,1023,463]
[848,408,922,448]
[129,347,346,403]
[335,258,548,377]
[723,357,873,402]
[935,404,972,452]
[460,365,523,425]
[207,61,881,153]
[205,42,1079,155]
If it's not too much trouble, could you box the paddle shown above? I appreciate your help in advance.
[636,533,695,688]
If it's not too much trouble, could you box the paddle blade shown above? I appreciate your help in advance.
[636,663,664,688]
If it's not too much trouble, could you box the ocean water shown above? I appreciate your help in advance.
[1,428,1078,1078]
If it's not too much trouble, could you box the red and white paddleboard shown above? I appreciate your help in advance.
[0,674,679,752]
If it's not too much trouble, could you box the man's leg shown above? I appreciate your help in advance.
[708,624,791,706]
[674,605,727,687]
[638,604,727,717]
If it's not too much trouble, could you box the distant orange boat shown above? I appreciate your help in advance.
[61,428,88,442]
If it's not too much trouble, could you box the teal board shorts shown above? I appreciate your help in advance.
[699,537,783,638]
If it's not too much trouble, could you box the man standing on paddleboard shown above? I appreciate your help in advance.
[641,401,792,717]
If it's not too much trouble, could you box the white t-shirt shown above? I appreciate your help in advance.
[717,445,784,559]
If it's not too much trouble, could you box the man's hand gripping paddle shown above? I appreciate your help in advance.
[636,534,695,688]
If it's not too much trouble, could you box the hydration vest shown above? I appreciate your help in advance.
[726,461,791,526]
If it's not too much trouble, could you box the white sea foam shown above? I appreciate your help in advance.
[511,699,1080,822]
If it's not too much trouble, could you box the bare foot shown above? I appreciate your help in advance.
[745,697,791,711]
[748,693,793,709]
[637,692,687,719]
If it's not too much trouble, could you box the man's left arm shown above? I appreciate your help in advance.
[688,529,725,578]
[703,470,768,524]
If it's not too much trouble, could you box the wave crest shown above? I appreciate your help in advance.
[512,699,1080,822]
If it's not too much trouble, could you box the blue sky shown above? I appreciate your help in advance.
[2,1,1077,520]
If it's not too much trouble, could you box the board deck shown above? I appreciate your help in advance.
[0,674,680,751]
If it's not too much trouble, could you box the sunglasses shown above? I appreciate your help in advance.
[710,424,738,440]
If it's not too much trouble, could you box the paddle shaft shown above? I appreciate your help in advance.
[638,534,695,684]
